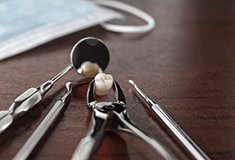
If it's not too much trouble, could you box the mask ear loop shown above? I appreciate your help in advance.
[95,0,156,33]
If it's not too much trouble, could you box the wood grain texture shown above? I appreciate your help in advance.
[1,0,235,159]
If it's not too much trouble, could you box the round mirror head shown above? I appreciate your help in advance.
[70,37,110,77]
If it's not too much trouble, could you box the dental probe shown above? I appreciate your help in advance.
[129,80,210,160]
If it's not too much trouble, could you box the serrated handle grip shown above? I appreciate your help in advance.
[71,110,107,160]
[71,136,97,160]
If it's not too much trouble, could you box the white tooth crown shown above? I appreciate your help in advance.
[80,61,99,77]
[94,73,114,96]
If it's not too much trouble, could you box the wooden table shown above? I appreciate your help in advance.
[1,0,235,159]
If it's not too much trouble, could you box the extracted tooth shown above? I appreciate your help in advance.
[94,73,114,95]
[80,61,99,77]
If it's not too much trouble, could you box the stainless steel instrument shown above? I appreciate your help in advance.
[71,80,175,160]
[128,80,210,160]
[13,81,86,160]
[0,37,110,134]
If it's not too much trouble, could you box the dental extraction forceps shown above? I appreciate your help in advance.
[71,80,175,160]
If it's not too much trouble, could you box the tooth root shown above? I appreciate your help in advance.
[80,61,99,77]
[94,73,114,96]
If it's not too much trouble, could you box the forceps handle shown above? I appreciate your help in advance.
[72,136,99,160]
[114,112,175,160]
[129,80,210,160]
[71,110,107,160]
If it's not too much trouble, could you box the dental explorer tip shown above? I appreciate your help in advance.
[128,80,135,86]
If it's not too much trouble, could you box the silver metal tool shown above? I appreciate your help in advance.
[13,81,86,160]
[71,80,175,160]
[0,37,110,134]
[128,80,210,160]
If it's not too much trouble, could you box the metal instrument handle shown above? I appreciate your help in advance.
[13,100,65,160]
[0,85,46,134]
[13,80,54,117]
[129,80,210,160]
[114,111,175,160]
[0,65,73,134]
[152,104,210,160]
[72,136,98,160]
[0,80,53,128]
[71,110,107,160]
[13,80,86,159]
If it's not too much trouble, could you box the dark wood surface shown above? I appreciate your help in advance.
[1,0,235,159]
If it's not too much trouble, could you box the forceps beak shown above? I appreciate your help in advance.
[86,80,126,108]
[86,80,96,108]
[113,80,126,104]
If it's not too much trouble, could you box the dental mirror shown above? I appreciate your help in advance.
[0,37,110,134]
[52,37,110,82]
[71,37,109,75]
